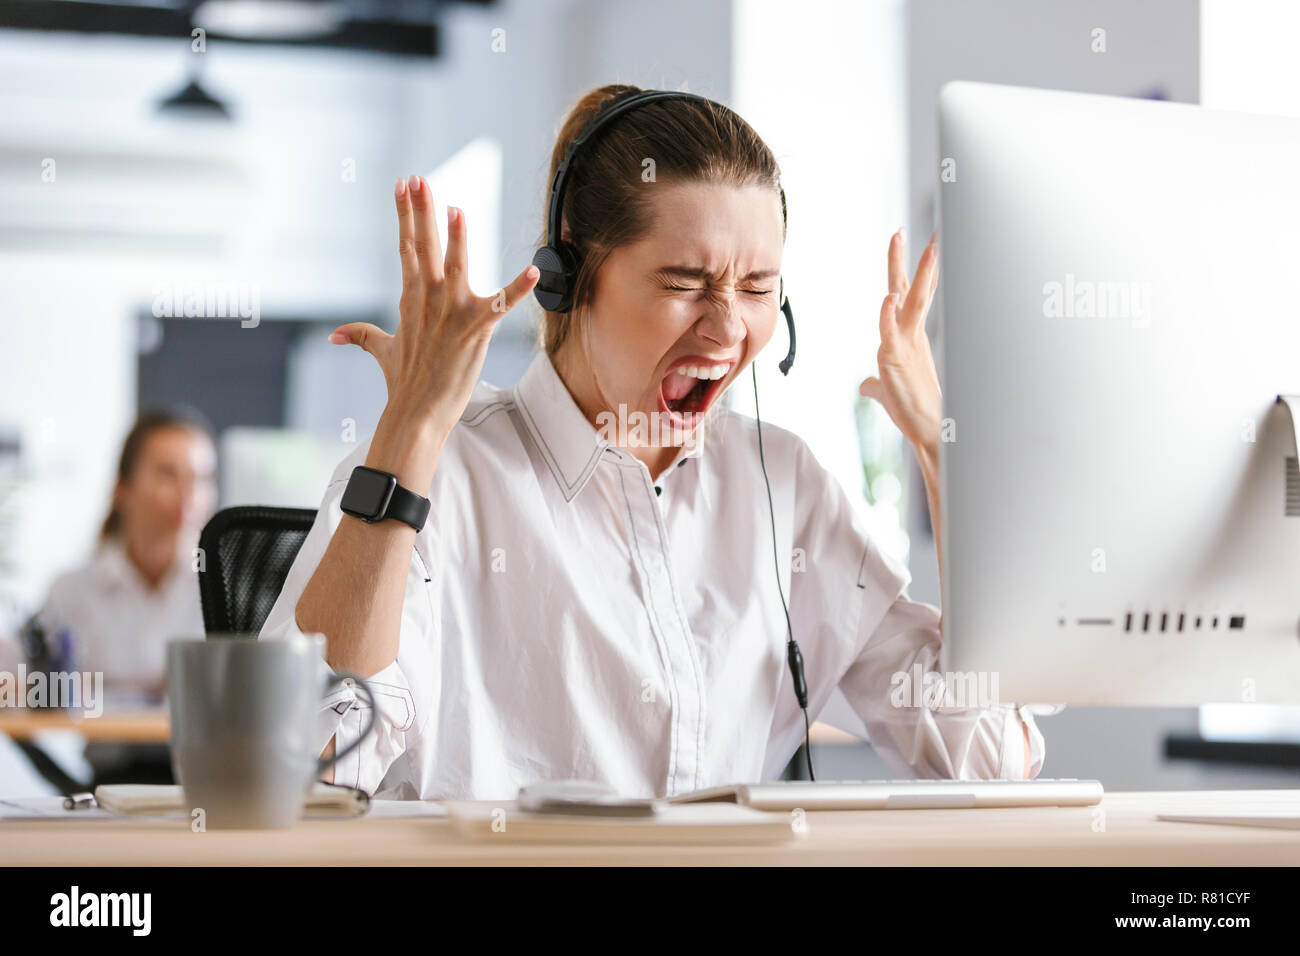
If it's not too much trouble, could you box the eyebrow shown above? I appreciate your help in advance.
[654,265,780,283]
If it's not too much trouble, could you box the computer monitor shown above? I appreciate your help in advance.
[937,82,1300,706]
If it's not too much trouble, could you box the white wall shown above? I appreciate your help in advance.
[1201,0,1300,116]
[731,0,911,559]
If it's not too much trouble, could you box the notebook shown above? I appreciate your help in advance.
[93,783,370,817]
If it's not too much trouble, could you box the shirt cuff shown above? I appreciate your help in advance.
[262,600,410,795]
[315,654,410,794]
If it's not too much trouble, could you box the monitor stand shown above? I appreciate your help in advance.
[1155,395,1300,829]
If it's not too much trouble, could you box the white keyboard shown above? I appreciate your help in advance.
[672,778,1104,811]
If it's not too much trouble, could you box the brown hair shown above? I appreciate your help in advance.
[538,84,786,357]
[99,407,214,542]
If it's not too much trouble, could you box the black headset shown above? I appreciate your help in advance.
[533,88,814,781]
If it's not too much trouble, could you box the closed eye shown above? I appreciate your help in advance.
[664,285,773,296]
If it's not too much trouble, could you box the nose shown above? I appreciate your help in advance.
[695,294,746,350]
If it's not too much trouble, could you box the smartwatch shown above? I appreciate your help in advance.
[340,466,431,531]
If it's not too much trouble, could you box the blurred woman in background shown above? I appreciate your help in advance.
[34,408,217,705]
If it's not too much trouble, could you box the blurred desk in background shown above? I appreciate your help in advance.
[0,709,172,791]
[0,709,168,744]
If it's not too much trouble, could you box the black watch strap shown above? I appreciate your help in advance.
[340,465,431,532]
[381,480,431,531]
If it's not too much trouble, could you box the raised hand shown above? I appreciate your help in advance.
[330,174,539,444]
[296,175,540,679]
[858,229,943,461]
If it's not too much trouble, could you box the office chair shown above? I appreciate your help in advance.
[197,506,317,635]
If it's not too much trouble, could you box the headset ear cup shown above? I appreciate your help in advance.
[531,242,582,313]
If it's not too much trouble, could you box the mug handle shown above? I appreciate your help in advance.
[317,671,377,776]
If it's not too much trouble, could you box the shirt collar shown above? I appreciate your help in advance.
[96,539,141,589]
[94,538,186,596]
[512,351,709,503]
[513,351,611,502]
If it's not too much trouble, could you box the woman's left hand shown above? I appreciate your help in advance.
[858,229,943,464]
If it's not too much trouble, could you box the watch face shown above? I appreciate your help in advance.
[341,467,396,520]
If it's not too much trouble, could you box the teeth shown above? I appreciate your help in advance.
[678,362,731,381]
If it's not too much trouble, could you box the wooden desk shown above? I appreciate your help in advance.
[0,710,169,744]
[2,790,1296,866]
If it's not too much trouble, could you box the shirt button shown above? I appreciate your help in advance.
[654,485,662,496]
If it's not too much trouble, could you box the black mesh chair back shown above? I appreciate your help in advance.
[197,506,318,635]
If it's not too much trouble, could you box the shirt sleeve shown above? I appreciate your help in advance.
[837,589,1051,779]
[260,448,433,796]
[787,435,1051,780]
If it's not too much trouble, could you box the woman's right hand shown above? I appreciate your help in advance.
[330,174,539,444]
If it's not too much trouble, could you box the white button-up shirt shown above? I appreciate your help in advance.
[262,350,1047,800]
[37,541,204,696]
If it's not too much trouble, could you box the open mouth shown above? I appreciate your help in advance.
[658,358,734,428]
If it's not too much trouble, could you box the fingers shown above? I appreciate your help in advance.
[484,264,541,322]
[899,234,938,334]
[442,205,469,297]
[329,322,393,358]
[859,375,883,400]
[394,179,418,291]
[879,291,900,341]
[408,174,444,283]
[888,228,910,299]
[928,234,940,297]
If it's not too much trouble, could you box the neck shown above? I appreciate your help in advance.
[552,343,679,482]
[121,529,178,591]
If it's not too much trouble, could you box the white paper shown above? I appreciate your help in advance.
[0,796,175,821]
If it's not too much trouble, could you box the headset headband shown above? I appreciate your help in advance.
[544,89,787,250]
